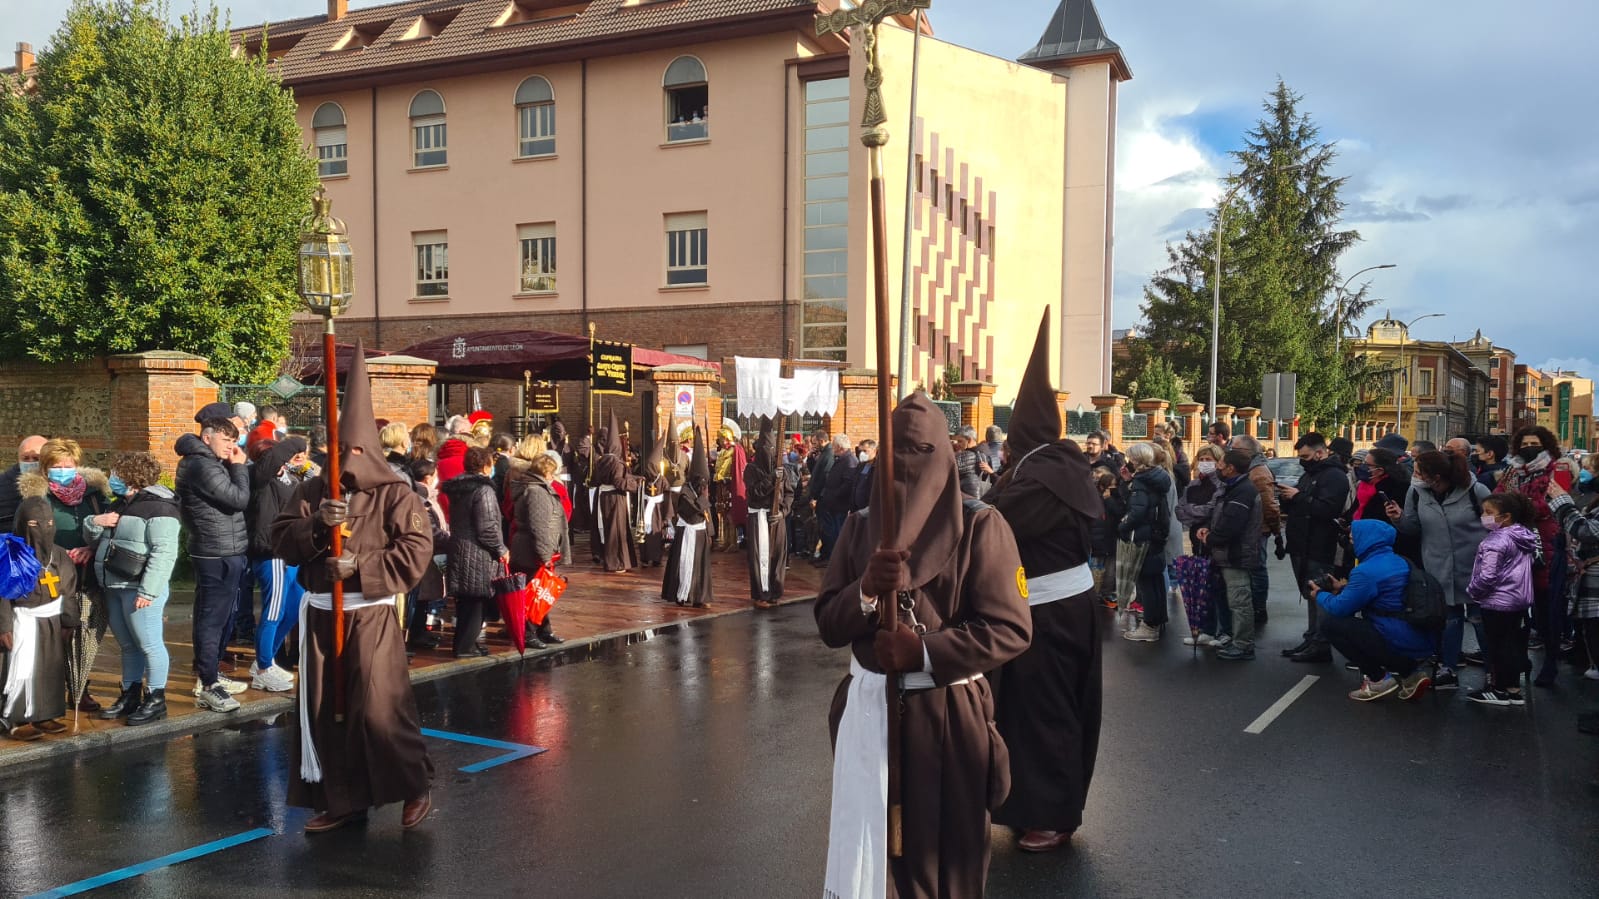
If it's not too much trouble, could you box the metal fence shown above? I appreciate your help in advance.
[1123,412,1149,440]
[992,405,1013,432]
[932,400,964,434]
[1065,410,1099,438]
[219,377,327,435]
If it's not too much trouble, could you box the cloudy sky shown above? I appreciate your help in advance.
[4,0,1595,375]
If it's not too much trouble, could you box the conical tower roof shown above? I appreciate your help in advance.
[1020,0,1131,79]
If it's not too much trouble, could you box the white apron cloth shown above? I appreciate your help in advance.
[2,599,62,721]
[298,591,395,783]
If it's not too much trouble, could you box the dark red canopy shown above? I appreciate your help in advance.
[397,329,720,383]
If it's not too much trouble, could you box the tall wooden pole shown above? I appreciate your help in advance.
[322,320,346,722]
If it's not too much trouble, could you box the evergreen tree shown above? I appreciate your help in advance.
[1136,81,1378,426]
[0,0,318,382]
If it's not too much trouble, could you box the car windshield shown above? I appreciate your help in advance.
[1266,457,1304,485]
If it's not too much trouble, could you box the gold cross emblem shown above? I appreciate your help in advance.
[39,569,60,599]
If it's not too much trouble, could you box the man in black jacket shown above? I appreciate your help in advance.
[0,435,45,527]
[815,434,857,564]
[245,438,310,693]
[175,417,252,712]
[1279,433,1350,663]
[1199,450,1264,661]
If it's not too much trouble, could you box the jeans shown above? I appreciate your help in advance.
[1199,567,1234,638]
[1221,567,1256,651]
[1480,608,1529,690]
[1439,603,1487,672]
[1250,539,1270,616]
[1291,555,1332,643]
[818,510,846,561]
[191,555,246,688]
[1322,614,1423,680]
[252,559,303,669]
[104,587,170,689]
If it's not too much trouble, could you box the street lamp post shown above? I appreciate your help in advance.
[1332,263,1396,430]
[1395,312,1444,439]
[1208,163,1308,416]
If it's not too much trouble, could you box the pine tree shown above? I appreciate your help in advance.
[0,1,318,382]
[1136,81,1378,427]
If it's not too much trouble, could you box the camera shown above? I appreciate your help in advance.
[1312,574,1338,592]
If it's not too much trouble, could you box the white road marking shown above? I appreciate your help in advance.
[1244,675,1320,734]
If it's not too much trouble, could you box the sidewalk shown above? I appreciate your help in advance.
[0,539,825,772]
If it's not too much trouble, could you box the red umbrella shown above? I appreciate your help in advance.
[491,563,531,655]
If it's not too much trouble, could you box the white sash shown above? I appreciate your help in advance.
[751,509,770,595]
[297,591,395,783]
[1026,563,1095,606]
[595,485,617,535]
[824,657,888,899]
[2,598,63,722]
[642,494,665,532]
[675,519,707,603]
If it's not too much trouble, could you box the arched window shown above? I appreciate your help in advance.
[312,102,347,177]
[409,89,447,168]
[515,76,556,157]
[663,56,708,143]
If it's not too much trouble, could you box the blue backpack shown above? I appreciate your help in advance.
[0,534,42,601]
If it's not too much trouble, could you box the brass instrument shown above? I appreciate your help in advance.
[632,477,649,546]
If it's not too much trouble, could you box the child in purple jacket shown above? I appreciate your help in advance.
[1466,492,1541,706]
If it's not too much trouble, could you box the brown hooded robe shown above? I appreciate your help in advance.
[271,344,435,817]
[985,310,1106,835]
[815,391,1032,898]
[662,426,714,607]
[0,497,77,727]
[638,422,672,567]
[743,417,790,604]
[592,412,639,572]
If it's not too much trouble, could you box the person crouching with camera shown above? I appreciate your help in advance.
[1313,520,1435,702]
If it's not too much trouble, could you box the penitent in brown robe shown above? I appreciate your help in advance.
[662,425,714,607]
[271,347,435,819]
[0,498,77,729]
[815,391,1032,898]
[593,413,639,573]
[744,417,792,605]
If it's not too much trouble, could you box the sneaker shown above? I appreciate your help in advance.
[1467,688,1518,706]
[1183,632,1222,647]
[1210,634,1232,649]
[249,662,295,693]
[1398,669,1432,700]
[197,684,241,713]
[1460,651,1486,667]
[1122,623,1161,643]
[194,673,249,696]
[1215,645,1255,661]
[1432,669,1459,691]
[1584,667,1599,682]
[1127,600,1145,616]
[1349,676,1399,702]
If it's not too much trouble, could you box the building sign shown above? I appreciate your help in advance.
[591,340,634,396]
[674,388,695,418]
[527,382,560,414]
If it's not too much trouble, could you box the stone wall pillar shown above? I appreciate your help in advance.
[1055,392,1072,431]
[365,355,437,431]
[107,352,218,473]
[834,370,896,445]
[649,365,724,440]
[950,381,996,435]
[1235,407,1261,440]
[1135,399,1170,435]
[1176,402,1205,448]
[1092,394,1127,447]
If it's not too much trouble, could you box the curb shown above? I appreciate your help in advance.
[0,593,817,776]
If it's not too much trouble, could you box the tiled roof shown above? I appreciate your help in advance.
[235,0,822,86]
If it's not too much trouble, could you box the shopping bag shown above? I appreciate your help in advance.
[0,534,42,601]
[527,554,568,627]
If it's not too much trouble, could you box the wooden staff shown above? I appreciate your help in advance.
[322,324,347,722]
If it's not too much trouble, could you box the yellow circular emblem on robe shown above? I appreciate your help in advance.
[1016,567,1029,599]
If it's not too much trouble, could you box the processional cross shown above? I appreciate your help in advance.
[815,0,931,864]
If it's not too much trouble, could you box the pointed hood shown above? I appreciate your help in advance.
[336,341,403,490]
[1008,309,1062,458]
[865,391,965,589]
[752,416,777,475]
[549,417,568,453]
[664,410,682,467]
[604,411,624,458]
[645,420,666,472]
[690,424,711,485]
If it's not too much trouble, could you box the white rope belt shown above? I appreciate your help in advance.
[643,494,665,532]
[1026,563,1095,606]
[595,485,618,534]
[297,591,395,783]
[2,598,62,721]
[751,509,770,594]
[675,519,707,603]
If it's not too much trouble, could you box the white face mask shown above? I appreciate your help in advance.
[858,451,870,463]
[1197,460,1217,476]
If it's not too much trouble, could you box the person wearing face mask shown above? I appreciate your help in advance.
[1389,451,1491,690]
[1464,492,1540,705]
[0,435,47,528]
[175,416,252,712]
[1474,435,1510,491]
[1279,433,1351,664]
[1,497,79,740]
[244,437,311,692]
[1495,425,1575,686]
[18,438,113,713]
[1176,444,1231,645]
[1549,458,1599,681]
[82,452,180,725]
[849,439,877,513]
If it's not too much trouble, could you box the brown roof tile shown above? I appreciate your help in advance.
[234,0,821,87]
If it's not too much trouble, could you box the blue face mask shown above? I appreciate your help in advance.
[108,474,129,497]
[1581,470,1595,488]
[18,460,38,475]
[47,467,77,486]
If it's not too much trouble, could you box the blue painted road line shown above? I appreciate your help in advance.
[421,728,547,773]
[28,827,274,898]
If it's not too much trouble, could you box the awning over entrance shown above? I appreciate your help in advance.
[396,329,721,383]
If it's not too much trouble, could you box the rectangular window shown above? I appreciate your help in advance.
[664,212,708,286]
[663,344,708,360]
[316,126,348,177]
[801,77,850,362]
[518,223,556,293]
[1489,378,1500,388]
[1418,369,1434,398]
[414,231,448,297]
[413,117,447,167]
[518,103,555,157]
[666,86,709,143]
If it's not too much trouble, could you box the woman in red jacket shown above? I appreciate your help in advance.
[1496,425,1575,686]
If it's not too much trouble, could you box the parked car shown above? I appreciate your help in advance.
[1266,456,1304,488]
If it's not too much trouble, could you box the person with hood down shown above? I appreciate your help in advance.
[174,419,251,712]
[244,437,312,693]
[1315,520,1435,702]
[441,446,509,658]
[1119,442,1174,642]
[271,346,435,833]
[987,312,1107,852]
[1465,493,1541,705]
[663,426,714,608]
[0,497,78,740]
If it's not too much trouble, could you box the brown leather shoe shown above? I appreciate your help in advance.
[304,810,367,834]
[1017,829,1074,853]
[6,724,42,742]
[76,694,102,713]
[34,719,67,735]
[401,792,432,829]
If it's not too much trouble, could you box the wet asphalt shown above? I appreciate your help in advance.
[2,556,1597,898]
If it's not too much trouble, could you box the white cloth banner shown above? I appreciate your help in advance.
[2,598,62,721]
[823,657,888,899]
[736,356,840,418]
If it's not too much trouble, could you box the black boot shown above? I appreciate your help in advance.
[101,683,145,720]
[127,689,168,727]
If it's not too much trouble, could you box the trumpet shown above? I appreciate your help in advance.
[632,478,649,545]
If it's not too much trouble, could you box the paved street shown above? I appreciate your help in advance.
[2,558,1596,898]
